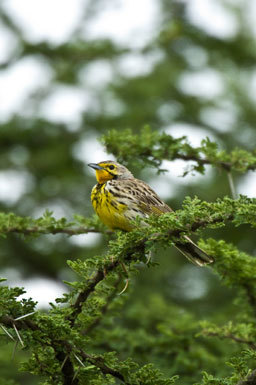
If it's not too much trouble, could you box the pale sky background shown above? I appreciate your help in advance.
[0,0,255,306]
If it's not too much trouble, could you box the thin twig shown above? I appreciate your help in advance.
[78,349,128,383]
[205,332,256,350]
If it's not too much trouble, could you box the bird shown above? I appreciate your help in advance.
[88,160,214,267]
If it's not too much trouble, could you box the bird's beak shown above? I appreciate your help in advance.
[88,163,104,170]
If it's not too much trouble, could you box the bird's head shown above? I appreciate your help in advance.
[88,160,133,184]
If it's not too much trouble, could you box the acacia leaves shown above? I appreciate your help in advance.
[1,130,256,384]
[0,211,105,238]
[102,126,256,174]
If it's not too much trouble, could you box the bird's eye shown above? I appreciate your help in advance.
[108,165,115,170]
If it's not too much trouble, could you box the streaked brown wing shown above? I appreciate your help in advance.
[120,178,172,215]
[125,180,213,266]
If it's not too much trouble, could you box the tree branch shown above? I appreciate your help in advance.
[174,152,233,171]
[204,332,256,350]
[78,349,128,383]
[103,128,256,174]
[3,226,111,236]
[69,260,120,326]
[1,197,256,240]
[83,275,122,335]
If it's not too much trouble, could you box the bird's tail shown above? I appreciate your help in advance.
[175,236,214,267]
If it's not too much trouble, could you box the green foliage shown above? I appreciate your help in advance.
[102,127,256,174]
[0,211,105,238]
[1,180,256,383]
[1,1,256,384]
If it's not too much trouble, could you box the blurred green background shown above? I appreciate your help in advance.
[0,0,256,383]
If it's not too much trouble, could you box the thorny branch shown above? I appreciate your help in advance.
[1,214,220,384]
[0,315,128,384]
[1,205,256,383]
[0,315,77,385]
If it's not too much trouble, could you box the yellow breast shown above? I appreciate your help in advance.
[91,184,134,231]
